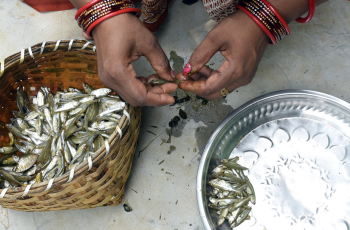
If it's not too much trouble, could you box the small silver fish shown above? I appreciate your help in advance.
[44,167,58,181]
[6,124,32,141]
[218,207,229,226]
[32,148,42,155]
[0,146,18,154]
[16,118,30,130]
[15,154,38,173]
[55,101,80,112]
[42,156,58,177]
[60,111,68,124]
[69,103,89,116]
[79,95,95,104]
[15,142,32,154]
[24,111,39,121]
[67,140,77,158]
[231,208,251,228]
[43,108,54,130]
[83,82,94,93]
[68,87,83,93]
[212,165,227,174]
[25,165,37,176]
[90,88,112,98]
[209,179,241,192]
[96,103,125,117]
[37,89,45,106]
[23,129,50,142]
[209,197,236,206]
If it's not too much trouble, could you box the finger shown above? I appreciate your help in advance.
[176,65,214,81]
[145,91,176,106]
[146,74,160,84]
[183,31,222,77]
[145,74,178,90]
[197,66,215,79]
[175,72,190,81]
[148,83,178,94]
[139,35,174,81]
[103,66,175,106]
[189,73,201,81]
[180,60,233,95]
[137,76,147,85]
[130,77,176,106]
[82,30,93,40]
[184,68,254,101]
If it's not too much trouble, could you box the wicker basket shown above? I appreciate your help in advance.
[0,40,141,211]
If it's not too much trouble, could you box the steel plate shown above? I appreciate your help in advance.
[197,90,350,230]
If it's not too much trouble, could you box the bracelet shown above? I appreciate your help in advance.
[236,5,277,45]
[295,0,316,23]
[75,0,102,20]
[242,1,282,41]
[237,0,290,45]
[75,0,141,37]
[259,0,290,35]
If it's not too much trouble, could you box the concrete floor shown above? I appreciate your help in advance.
[0,0,349,229]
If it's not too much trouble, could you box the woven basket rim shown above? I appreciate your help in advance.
[0,39,131,198]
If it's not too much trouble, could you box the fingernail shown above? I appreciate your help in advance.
[171,70,175,79]
[178,75,187,81]
[183,63,191,76]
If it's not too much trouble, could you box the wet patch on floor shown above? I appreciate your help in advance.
[168,90,234,154]
[170,51,184,74]
[167,52,234,154]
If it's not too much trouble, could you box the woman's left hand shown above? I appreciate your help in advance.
[176,10,269,100]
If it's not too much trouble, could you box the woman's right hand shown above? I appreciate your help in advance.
[89,13,177,107]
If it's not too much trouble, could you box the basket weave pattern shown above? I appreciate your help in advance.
[0,40,141,211]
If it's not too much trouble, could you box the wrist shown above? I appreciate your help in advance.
[91,13,139,39]
[74,0,141,37]
[231,10,270,46]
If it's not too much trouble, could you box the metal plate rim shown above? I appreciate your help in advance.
[196,89,350,230]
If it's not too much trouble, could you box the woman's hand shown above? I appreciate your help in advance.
[177,0,328,100]
[176,10,269,100]
[90,13,177,107]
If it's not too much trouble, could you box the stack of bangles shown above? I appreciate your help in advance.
[75,0,141,37]
[237,0,315,45]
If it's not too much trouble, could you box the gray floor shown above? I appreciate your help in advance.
[0,0,349,229]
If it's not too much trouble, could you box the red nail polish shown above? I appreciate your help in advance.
[183,63,191,76]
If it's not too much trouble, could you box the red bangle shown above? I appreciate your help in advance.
[242,1,283,41]
[259,0,290,35]
[75,0,102,20]
[236,5,277,45]
[295,0,316,23]
[86,8,141,37]
[75,0,141,37]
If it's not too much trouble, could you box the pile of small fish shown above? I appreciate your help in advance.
[208,157,256,228]
[0,83,125,189]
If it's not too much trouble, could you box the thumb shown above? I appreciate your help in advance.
[183,34,221,78]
